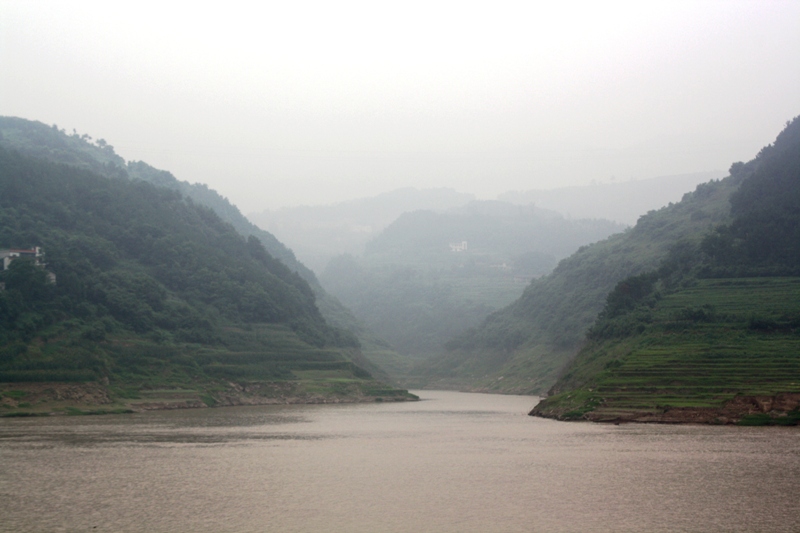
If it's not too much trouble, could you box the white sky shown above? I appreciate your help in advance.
[1,1,799,212]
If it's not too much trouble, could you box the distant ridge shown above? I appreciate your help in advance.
[321,200,626,380]
[248,187,475,273]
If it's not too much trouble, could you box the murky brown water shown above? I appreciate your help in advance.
[1,390,798,532]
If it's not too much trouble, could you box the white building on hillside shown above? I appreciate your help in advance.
[0,247,44,270]
[0,247,55,286]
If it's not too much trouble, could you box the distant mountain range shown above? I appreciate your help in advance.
[248,172,725,275]
[245,161,725,388]
[248,188,475,273]
[320,201,626,379]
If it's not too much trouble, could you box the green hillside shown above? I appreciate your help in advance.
[532,117,800,424]
[0,117,303,273]
[415,175,737,393]
[0,116,398,383]
[0,135,413,416]
[533,277,800,424]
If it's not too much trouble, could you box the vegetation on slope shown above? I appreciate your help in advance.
[532,117,800,424]
[321,202,625,379]
[0,116,396,383]
[0,141,412,416]
[0,118,299,264]
[533,277,800,424]
[416,175,737,393]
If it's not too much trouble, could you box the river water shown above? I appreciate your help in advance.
[1,390,798,532]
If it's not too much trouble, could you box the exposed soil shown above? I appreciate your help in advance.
[0,380,415,416]
[0,382,112,409]
[531,393,800,425]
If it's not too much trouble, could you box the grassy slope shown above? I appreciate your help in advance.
[416,177,738,394]
[532,277,800,423]
[0,323,416,417]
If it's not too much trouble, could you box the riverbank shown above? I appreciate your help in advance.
[0,380,418,417]
[530,392,800,425]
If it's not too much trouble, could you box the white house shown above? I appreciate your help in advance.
[0,247,55,286]
[0,247,44,270]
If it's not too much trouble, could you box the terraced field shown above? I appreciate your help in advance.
[534,277,800,422]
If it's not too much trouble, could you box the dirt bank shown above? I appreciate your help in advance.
[0,382,113,409]
[0,380,416,416]
[531,393,800,425]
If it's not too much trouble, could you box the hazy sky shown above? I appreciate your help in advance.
[2,1,799,213]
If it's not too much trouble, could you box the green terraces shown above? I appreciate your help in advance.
[537,277,800,419]
[91,324,373,385]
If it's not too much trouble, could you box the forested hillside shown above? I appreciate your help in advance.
[532,117,800,424]
[0,146,343,347]
[2,118,340,278]
[0,117,320,279]
[0,128,412,415]
[0,116,396,381]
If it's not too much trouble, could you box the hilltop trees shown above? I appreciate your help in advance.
[0,145,349,349]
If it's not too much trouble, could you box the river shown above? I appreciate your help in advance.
[1,390,798,532]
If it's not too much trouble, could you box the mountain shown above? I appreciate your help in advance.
[0,121,413,415]
[419,171,738,394]
[247,188,475,273]
[0,117,309,277]
[365,201,625,270]
[532,116,800,424]
[0,116,399,382]
[320,201,626,380]
[498,171,726,225]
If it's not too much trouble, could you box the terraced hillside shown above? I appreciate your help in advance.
[533,116,800,424]
[414,175,738,393]
[533,277,800,424]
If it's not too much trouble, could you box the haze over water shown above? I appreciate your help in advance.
[1,391,798,532]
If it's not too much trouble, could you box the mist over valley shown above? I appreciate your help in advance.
[2,2,800,531]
